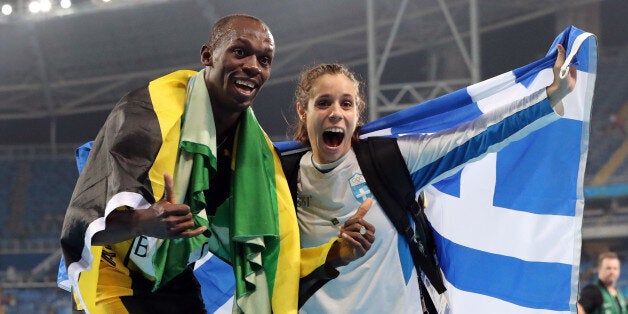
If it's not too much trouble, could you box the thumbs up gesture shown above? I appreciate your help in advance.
[136,173,207,239]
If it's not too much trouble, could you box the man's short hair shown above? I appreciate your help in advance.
[598,251,620,266]
[207,14,270,51]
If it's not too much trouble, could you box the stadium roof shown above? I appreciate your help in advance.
[0,0,622,147]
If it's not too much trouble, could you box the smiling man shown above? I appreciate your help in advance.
[60,14,301,313]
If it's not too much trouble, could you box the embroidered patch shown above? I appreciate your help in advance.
[297,194,311,208]
[349,173,372,203]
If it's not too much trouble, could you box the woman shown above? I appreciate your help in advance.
[288,45,576,313]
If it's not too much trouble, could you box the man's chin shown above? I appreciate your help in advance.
[234,96,256,109]
[229,98,253,111]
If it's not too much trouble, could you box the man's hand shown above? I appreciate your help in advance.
[326,198,376,268]
[135,173,207,239]
[92,173,207,245]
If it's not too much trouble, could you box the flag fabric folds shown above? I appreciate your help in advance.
[59,70,301,313]
[360,25,595,313]
[58,141,239,313]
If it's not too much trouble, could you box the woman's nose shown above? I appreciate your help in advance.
[329,107,342,122]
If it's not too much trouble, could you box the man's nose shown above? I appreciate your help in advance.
[242,56,262,75]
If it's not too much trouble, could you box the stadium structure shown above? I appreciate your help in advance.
[0,0,626,311]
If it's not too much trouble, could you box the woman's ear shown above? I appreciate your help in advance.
[296,103,305,120]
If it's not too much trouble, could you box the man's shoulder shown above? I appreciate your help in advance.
[121,86,151,104]
[109,86,153,115]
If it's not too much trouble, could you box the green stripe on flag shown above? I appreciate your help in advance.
[232,109,280,312]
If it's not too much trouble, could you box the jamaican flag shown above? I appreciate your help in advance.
[60,70,302,313]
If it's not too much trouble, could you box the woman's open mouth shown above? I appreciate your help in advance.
[323,128,345,148]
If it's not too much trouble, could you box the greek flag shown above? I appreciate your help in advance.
[359,25,595,313]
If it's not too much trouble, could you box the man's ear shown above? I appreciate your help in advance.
[201,45,212,66]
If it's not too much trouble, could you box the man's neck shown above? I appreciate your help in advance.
[600,279,618,295]
[215,112,241,145]
[212,107,241,140]
[608,285,618,296]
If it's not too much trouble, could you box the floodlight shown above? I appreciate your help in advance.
[60,0,71,9]
[41,0,52,12]
[28,1,41,13]
[1,4,12,15]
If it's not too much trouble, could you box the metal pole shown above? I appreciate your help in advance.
[470,0,481,82]
[366,0,378,122]
[26,21,57,154]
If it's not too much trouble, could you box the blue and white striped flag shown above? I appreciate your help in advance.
[360,25,595,313]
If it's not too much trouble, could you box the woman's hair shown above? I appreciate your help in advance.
[293,63,366,146]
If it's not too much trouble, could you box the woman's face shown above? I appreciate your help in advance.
[298,73,359,164]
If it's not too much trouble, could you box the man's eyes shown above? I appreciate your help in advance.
[259,57,272,67]
[232,48,272,67]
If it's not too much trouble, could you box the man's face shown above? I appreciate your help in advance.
[202,17,274,115]
[598,257,620,287]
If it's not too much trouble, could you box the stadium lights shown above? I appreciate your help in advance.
[0,0,129,19]
[28,0,57,13]
[1,4,12,15]
[40,0,52,12]
[28,1,41,13]
[60,0,71,9]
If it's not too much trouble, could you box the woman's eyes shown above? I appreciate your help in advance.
[315,100,330,107]
[314,99,354,108]
[233,48,247,58]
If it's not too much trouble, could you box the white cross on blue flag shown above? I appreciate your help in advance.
[357,25,596,313]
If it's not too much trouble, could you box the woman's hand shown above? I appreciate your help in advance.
[326,198,376,268]
[547,44,577,109]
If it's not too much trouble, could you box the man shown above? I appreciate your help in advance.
[579,252,627,314]
[60,14,373,313]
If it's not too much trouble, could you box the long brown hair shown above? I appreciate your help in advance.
[293,63,366,146]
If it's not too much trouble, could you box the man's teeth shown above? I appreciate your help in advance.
[326,128,344,134]
[235,80,254,88]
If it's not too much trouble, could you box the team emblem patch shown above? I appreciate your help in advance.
[349,173,372,203]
